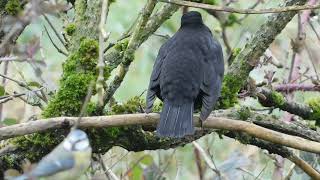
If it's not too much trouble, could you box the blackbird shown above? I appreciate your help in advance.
[146,11,224,138]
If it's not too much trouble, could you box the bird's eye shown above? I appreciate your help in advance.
[73,140,89,151]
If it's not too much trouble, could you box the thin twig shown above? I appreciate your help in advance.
[43,14,67,48]
[159,0,320,14]
[43,25,68,56]
[157,149,176,180]
[308,21,320,41]
[0,73,46,102]
[72,81,94,129]
[238,0,264,22]
[98,154,120,180]
[192,141,221,176]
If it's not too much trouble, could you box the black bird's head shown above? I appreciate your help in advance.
[181,11,203,26]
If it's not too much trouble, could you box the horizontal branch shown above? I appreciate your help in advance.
[159,0,319,14]
[258,88,318,122]
[274,83,320,92]
[1,113,320,154]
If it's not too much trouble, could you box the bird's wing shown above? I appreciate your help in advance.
[29,148,75,177]
[146,40,171,112]
[200,38,224,120]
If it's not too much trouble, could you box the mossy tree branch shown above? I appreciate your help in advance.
[1,113,320,153]
[104,0,157,103]
[219,0,307,108]
[103,3,179,73]
[258,88,320,125]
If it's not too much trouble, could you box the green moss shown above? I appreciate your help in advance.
[224,14,238,27]
[232,48,241,57]
[233,132,252,145]
[192,0,216,5]
[271,91,285,107]
[43,38,99,118]
[114,39,129,52]
[43,74,96,117]
[5,0,22,15]
[10,131,64,161]
[201,0,217,5]
[255,115,263,121]
[219,74,242,108]
[152,101,163,112]
[307,97,320,126]
[65,23,76,36]
[110,96,144,114]
[237,106,251,120]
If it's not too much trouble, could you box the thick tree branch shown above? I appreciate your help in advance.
[0,113,319,153]
[104,0,157,103]
[103,3,179,73]
[220,0,307,108]
[159,0,320,14]
[258,88,319,123]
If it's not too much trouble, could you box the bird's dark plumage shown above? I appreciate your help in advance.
[146,11,224,138]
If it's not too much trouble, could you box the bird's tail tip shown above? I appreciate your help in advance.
[157,101,194,138]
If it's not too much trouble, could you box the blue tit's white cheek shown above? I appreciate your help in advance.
[74,140,89,151]
[63,140,73,151]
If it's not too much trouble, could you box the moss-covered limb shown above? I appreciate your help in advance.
[0,96,207,173]
[103,3,179,104]
[68,0,103,51]
[103,3,179,72]
[42,38,105,117]
[104,0,157,103]
[258,88,320,124]
[219,0,307,109]
[216,107,320,143]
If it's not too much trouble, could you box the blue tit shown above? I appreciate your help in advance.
[12,129,92,180]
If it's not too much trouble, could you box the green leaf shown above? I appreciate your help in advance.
[3,118,17,125]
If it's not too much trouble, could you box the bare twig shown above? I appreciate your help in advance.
[192,141,221,176]
[43,25,68,56]
[98,154,120,180]
[97,0,110,107]
[43,14,67,49]
[158,0,320,14]
[274,83,320,92]
[0,73,46,102]
[0,56,46,65]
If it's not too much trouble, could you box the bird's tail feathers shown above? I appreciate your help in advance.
[157,100,194,138]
